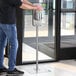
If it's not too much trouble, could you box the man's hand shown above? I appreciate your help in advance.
[20,0,43,10]
[34,5,43,11]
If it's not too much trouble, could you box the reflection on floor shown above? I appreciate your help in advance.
[22,43,53,62]
[3,57,76,76]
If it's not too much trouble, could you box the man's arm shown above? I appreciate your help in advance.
[20,3,38,10]
[7,0,42,11]
[20,2,42,11]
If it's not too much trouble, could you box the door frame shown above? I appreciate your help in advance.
[16,0,61,65]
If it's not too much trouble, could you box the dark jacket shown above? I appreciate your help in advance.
[0,0,22,24]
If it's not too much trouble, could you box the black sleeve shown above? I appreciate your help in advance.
[7,0,22,7]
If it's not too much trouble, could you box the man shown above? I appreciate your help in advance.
[0,0,42,75]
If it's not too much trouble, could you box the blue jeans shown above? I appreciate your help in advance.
[0,23,18,71]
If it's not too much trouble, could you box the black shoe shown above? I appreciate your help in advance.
[0,67,7,74]
[7,68,24,75]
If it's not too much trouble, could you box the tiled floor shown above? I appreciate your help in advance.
[16,60,76,76]
[2,59,76,76]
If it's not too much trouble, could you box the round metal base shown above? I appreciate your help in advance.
[25,66,51,74]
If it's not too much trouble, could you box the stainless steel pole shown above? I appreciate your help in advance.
[36,25,38,73]
[32,10,39,73]
[35,0,39,73]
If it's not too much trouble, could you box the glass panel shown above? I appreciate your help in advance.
[61,13,75,36]
[60,0,76,49]
[61,0,75,9]
[22,0,56,63]
[24,3,48,37]
[24,12,48,37]
[24,10,36,37]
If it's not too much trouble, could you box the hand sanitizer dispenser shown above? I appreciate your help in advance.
[32,4,45,26]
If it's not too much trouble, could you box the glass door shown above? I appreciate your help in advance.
[60,0,76,47]
[22,0,56,63]
[60,0,76,59]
